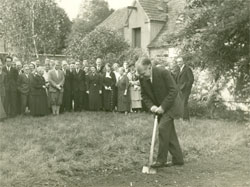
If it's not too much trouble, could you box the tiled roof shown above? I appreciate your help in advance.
[148,0,186,48]
[98,8,128,30]
[148,21,186,48]
[138,0,167,22]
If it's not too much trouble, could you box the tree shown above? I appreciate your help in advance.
[170,0,250,100]
[66,27,129,63]
[66,0,114,55]
[0,0,71,58]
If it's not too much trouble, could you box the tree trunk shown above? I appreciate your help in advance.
[31,2,38,58]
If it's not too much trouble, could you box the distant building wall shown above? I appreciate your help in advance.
[150,21,164,42]
[125,1,151,50]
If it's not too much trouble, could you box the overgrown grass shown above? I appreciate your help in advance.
[0,112,249,186]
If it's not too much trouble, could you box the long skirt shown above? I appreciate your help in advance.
[117,90,130,112]
[130,87,142,109]
[89,87,102,111]
[30,94,49,116]
[83,92,89,110]
[0,96,6,120]
[103,89,113,111]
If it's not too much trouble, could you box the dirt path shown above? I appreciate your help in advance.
[84,146,250,187]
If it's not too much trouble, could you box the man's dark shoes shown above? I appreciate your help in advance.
[150,162,165,168]
[164,162,184,167]
[151,161,184,168]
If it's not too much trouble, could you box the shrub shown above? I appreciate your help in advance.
[66,27,129,64]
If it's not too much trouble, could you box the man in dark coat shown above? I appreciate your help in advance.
[16,61,23,114]
[136,57,184,168]
[2,56,18,117]
[72,61,86,111]
[61,61,73,112]
[176,57,194,121]
[17,64,31,114]
[96,58,104,74]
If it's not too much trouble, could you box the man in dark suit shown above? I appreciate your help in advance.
[17,64,31,114]
[72,61,86,111]
[16,61,23,115]
[136,57,184,168]
[96,58,104,74]
[2,56,18,117]
[61,61,73,112]
[176,57,194,121]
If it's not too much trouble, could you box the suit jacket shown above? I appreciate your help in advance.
[30,74,47,96]
[86,73,103,91]
[0,72,6,97]
[96,65,104,74]
[62,69,73,92]
[176,65,194,94]
[140,67,183,118]
[102,71,116,88]
[2,66,18,92]
[17,73,31,95]
[73,69,86,92]
[48,69,65,93]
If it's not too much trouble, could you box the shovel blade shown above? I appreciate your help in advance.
[142,166,157,174]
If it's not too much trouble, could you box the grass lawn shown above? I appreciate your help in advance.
[0,112,249,187]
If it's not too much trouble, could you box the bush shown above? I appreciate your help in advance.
[66,27,129,64]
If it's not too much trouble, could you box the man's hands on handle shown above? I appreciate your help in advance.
[150,105,164,115]
[150,106,158,113]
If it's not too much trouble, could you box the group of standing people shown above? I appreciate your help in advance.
[0,56,146,120]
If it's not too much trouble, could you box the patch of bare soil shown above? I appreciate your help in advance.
[84,146,250,187]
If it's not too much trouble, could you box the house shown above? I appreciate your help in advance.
[99,0,186,59]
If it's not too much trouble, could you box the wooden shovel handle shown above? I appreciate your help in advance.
[149,115,158,165]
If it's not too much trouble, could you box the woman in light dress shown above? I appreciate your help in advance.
[127,63,142,112]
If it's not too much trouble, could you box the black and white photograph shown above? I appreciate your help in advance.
[0,0,249,186]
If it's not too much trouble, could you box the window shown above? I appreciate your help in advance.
[132,27,141,48]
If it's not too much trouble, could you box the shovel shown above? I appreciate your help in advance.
[142,115,158,174]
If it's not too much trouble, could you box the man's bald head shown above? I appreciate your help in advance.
[136,57,152,78]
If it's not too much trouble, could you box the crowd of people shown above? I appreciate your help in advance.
[0,56,148,120]
[0,55,194,121]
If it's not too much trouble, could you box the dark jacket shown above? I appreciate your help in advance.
[2,66,18,92]
[176,65,194,94]
[102,71,116,88]
[73,69,86,92]
[63,69,73,92]
[30,74,47,96]
[96,65,104,74]
[17,73,31,95]
[140,67,183,118]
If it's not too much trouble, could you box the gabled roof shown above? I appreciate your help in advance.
[138,0,167,22]
[148,21,186,48]
[148,0,187,48]
[98,8,128,30]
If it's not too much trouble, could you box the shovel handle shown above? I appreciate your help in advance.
[149,115,158,165]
